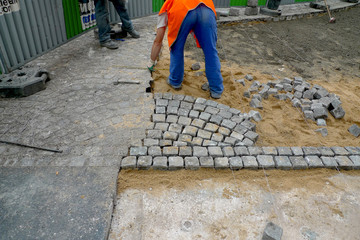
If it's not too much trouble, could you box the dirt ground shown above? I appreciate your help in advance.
[111,169,360,239]
[151,6,360,147]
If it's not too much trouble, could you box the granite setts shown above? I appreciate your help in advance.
[121,92,360,171]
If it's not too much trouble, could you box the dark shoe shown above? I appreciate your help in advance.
[100,39,118,49]
[110,30,127,39]
[167,78,182,90]
[210,91,222,99]
[127,29,140,38]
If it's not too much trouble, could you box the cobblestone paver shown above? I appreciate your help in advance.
[120,94,360,171]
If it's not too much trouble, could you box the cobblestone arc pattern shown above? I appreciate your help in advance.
[121,94,360,171]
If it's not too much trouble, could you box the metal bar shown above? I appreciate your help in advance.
[0,140,63,153]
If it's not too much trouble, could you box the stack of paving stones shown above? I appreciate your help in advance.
[120,93,360,171]
[242,75,346,137]
[245,0,259,16]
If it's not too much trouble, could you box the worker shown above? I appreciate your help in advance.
[148,0,224,99]
[95,0,140,49]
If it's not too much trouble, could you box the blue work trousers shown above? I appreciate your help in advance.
[95,0,134,43]
[169,4,224,95]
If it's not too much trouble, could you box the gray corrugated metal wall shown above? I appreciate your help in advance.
[0,0,67,73]
[213,0,231,7]
[109,0,153,22]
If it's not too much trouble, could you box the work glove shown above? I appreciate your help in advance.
[147,59,156,73]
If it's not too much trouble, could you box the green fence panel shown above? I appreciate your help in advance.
[230,0,267,6]
[153,0,163,12]
[63,0,96,39]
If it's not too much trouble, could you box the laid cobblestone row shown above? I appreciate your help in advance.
[122,94,360,171]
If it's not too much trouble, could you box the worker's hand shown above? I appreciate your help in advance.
[147,59,156,73]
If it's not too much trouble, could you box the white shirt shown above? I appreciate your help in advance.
[157,12,168,29]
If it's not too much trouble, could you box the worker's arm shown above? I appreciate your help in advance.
[147,27,166,72]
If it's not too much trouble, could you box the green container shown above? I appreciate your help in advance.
[153,0,164,12]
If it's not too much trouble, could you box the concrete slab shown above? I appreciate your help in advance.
[0,167,117,240]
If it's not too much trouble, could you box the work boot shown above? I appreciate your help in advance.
[127,29,140,38]
[100,39,119,49]
[167,78,182,90]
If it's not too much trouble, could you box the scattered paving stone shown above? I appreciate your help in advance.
[185,157,200,170]
[289,156,308,169]
[137,156,152,169]
[121,156,137,169]
[169,156,184,170]
[242,156,258,169]
[305,156,324,168]
[321,156,338,169]
[315,128,328,137]
[313,107,328,119]
[274,156,292,169]
[245,74,253,81]
[250,98,263,109]
[317,119,327,126]
[257,155,275,168]
[243,91,251,98]
[262,222,283,240]
[215,157,230,168]
[191,62,201,71]
[236,79,245,86]
[334,156,354,170]
[249,110,262,122]
[330,106,345,119]
[199,156,214,168]
[348,124,360,137]
[229,156,243,170]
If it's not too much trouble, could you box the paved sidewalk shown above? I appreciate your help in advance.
[0,1,359,239]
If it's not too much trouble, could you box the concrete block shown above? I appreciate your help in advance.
[183,126,198,137]
[198,129,212,139]
[236,79,246,86]
[210,115,223,125]
[173,94,185,101]
[330,106,345,119]
[334,156,354,170]
[305,156,324,168]
[277,147,292,156]
[313,107,328,119]
[248,147,264,156]
[180,101,193,110]
[262,222,283,240]
[178,108,190,117]
[318,147,335,156]
[230,131,244,141]
[189,110,200,119]
[193,146,208,157]
[303,147,321,156]
[153,114,166,122]
[146,129,162,139]
[291,147,303,156]
[234,146,250,156]
[245,6,259,16]
[179,146,192,157]
[218,110,233,119]
[348,124,360,137]
[203,140,218,147]
[184,95,196,102]
[229,156,243,170]
[215,157,230,168]
[242,156,258,169]
[148,146,162,156]
[257,155,275,168]
[245,74,254,81]
[137,156,153,170]
[163,131,178,140]
[262,147,278,155]
[130,146,147,156]
[195,97,207,104]
[345,147,360,155]
[169,123,182,133]
[292,98,301,108]
[144,138,159,147]
[224,137,238,145]
[240,138,255,146]
[243,91,251,98]
[317,119,327,126]
[244,131,259,142]
[121,156,137,169]
[167,115,179,124]
[321,157,338,169]
[153,157,168,170]
[304,110,315,121]
[199,112,211,121]
[169,156,184,170]
[222,146,235,157]
[289,156,308,169]
[163,92,173,100]
[191,137,203,146]
[217,10,229,17]
[349,156,360,170]
[193,103,206,112]
[185,157,200,170]
[155,123,169,131]
[199,157,214,168]
[250,98,263,109]
[219,127,231,136]
[274,156,292,169]
[208,146,223,157]
[229,7,241,16]
[331,146,350,156]
[221,119,237,130]
[163,146,179,156]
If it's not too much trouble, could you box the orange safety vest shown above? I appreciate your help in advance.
[159,0,216,48]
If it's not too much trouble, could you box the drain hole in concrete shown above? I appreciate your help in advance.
[17,72,26,77]
[7,79,12,82]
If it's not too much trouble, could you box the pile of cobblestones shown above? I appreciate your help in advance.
[242,75,345,137]
[120,93,360,171]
